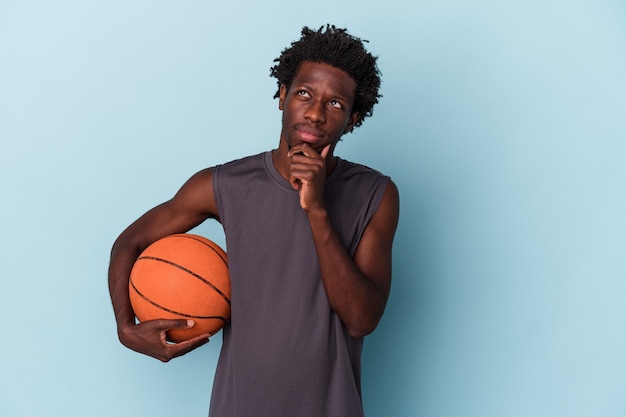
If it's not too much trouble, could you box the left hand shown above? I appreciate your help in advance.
[287,143,331,212]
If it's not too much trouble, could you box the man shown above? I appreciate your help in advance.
[109,25,399,417]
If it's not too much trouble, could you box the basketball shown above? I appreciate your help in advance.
[129,233,231,342]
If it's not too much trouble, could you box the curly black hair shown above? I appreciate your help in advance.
[270,25,382,130]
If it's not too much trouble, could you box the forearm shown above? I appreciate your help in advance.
[105,171,219,360]
[306,209,387,337]
[108,189,214,330]
[108,236,142,332]
[108,231,212,362]
[284,145,396,337]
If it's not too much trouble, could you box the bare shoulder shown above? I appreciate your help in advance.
[170,167,219,220]
[354,180,399,265]
[372,179,400,236]
[113,167,220,253]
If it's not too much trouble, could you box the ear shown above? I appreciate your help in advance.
[278,84,287,110]
[344,112,360,134]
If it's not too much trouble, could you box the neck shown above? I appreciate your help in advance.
[272,138,337,181]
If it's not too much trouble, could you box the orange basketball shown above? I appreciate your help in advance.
[129,233,230,342]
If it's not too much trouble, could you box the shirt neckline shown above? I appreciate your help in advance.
[263,150,345,192]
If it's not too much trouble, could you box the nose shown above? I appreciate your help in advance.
[304,100,326,124]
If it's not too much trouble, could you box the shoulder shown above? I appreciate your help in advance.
[331,158,394,201]
[360,178,399,249]
[331,158,390,193]
[337,158,388,179]
[338,159,399,230]
[215,152,266,176]
[171,152,265,216]
[380,179,400,215]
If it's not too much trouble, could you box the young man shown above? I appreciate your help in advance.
[109,25,399,416]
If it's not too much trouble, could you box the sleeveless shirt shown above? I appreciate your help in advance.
[209,151,390,417]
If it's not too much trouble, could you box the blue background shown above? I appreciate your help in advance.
[1,1,625,416]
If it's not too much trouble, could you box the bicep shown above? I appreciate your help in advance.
[117,168,219,251]
[353,180,400,297]
[171,167,219,222]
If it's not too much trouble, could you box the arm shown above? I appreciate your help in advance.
[108,167,220,362]
[288,145,400,337]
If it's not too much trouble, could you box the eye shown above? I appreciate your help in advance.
[296,90,310,98]
[329,100,343,109]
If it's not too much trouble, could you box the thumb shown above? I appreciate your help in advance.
[320,144,331,160]
[149,318,195,330]
[169,319,195,329]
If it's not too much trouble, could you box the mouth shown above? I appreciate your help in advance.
[295,125,325,143]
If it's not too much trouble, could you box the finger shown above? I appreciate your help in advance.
[180,319,196,329]
[184,331,212,346]
[159,320,195,344]
[290,175,302,191]
[320,144,331,159]
[168,332,212,359]
[159,318,195,330]
[288,143,317,158]
[289,160,325,186]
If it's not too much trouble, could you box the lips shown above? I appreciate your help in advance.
[295,125,326,143]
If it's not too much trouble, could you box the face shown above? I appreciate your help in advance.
[279,61,359,153]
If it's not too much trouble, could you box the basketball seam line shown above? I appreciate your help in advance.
[179,234,228,266]
[136,256,231,305]
[129,279,228,321]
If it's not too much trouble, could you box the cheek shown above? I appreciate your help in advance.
[333,115,352,133]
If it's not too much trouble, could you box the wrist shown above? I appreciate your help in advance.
[305,207,335,241]
[305,205,329,221]
[117,316,136,335]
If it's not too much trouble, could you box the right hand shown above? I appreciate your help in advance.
[118,319,210,362]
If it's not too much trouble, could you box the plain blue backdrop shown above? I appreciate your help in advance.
[1,1,625,416]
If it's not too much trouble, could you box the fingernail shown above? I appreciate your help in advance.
[187,319,195,327]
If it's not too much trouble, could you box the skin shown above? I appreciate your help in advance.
[108,61,400,362]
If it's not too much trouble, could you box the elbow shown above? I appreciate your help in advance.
[347,326,374,339]
[338,297,388,338]
[344,313,382,338]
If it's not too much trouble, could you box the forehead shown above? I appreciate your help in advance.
[292,61,357,102]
